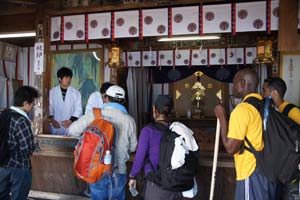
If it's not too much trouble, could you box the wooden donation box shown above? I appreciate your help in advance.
[31,135,86,195]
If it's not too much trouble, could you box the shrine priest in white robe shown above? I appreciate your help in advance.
[49,67,82,135]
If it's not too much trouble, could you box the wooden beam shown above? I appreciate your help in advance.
[278,0,298,51]
[46,0,224,16]
[0,14,35,32]
[1,0,37,5]
[0,7,36,16]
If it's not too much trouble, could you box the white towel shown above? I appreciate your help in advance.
[171,136,188,169]
[182,177,198,198]
[170,122,199,169]
[170,122,198,151]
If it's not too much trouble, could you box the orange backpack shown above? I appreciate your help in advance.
[74,108,114,183]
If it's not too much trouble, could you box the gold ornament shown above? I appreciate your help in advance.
[194,71,203,77]
[176,90,182,100]
[216,90,222,100]
[108,46,122,68]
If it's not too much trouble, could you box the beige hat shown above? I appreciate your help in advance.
[105,85,125,99]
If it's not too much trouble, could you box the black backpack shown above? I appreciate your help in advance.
[282,103,300,120]
[148,122,199,191]
[0,109,14,165]
[243,97,300,184]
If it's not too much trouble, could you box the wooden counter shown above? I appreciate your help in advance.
[31,135,86,195]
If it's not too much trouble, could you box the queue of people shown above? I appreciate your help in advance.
[0,65,299,200]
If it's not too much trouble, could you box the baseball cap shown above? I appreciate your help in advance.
[155,95,173,114]
[105,85,125,99]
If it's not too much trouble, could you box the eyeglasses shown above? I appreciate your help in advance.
[31,100,38,106]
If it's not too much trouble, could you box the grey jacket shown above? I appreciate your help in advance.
[68,106,137,174]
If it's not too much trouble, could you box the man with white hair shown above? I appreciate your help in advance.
[68,85,137,200]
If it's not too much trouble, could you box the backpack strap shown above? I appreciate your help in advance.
[93,108,102,120]
[240,96,270,154]
[244,96,272,131]
[145,122,167,171]
[144,123,169,176]
[244,137,255,152]
[243,96,261,111]
[147,121,169,132]
[145,153,155,172]
[282,103,297,117]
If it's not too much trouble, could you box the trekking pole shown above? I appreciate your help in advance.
[209,90,222,200]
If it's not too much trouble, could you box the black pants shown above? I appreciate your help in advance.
[144,180,182,200]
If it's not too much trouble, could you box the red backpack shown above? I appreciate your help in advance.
[74,108,114,183]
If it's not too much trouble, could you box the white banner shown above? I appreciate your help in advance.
[236,2,266,32]
[88,13,111,39]
[271,0,279,30]
[158,50,173,66]
[142,50,157,67]
[203,4,231,33]
[245,47,256,64]
[142,8,168,37]
[210,49,225,65]
[64,15,85,41]
[114,10,139,38]
[34,42,44,75]
[175,49,191,66]
[282,55,300,105]
[127,51,141,67]
[51,17,61,41]
[172,6,199,35]
[227,48,244,65]
[192,49,208,66]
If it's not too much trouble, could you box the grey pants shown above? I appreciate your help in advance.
[144,180,183,200]
[235,168,279,200]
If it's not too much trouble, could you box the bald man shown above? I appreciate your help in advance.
[214,68,279,200]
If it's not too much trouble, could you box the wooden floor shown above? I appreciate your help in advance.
[28,190,89,200]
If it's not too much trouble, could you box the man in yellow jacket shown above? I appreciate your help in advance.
[262,77,300,124]
[262,77,300,200]
[214,68,279,200]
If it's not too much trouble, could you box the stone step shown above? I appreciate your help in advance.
[28,190,89,200]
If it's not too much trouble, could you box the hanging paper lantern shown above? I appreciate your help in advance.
[108,46,122,68]
[254,38,274,64]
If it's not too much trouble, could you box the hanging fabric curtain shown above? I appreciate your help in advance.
[127,67,151,131]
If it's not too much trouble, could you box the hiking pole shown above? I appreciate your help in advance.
[209,90,222,200]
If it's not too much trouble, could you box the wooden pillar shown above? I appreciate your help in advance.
[278,0,298,51]
[42,8,51,134]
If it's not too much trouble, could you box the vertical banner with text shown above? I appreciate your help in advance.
[34,42,44,75]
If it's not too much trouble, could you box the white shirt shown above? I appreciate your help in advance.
[49,85,82,135]
[85,91,103,114]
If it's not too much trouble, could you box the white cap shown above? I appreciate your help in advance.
[105,85,125,99]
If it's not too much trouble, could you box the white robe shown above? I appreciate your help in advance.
[49,85,82,135]
[84,91,103,114]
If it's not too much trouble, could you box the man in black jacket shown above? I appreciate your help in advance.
[0,86,40,200]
